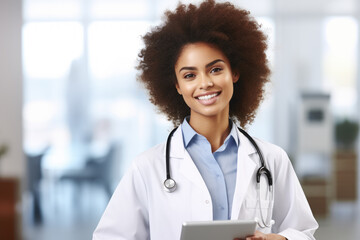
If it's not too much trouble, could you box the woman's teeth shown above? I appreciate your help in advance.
[197,93,218,100]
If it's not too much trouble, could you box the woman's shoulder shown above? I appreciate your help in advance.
[251,137,291,167]
[253,137,287,155]
[131,142,166,169]
[237,127,286,158]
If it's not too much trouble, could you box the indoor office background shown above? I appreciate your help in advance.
[0,0,359,239]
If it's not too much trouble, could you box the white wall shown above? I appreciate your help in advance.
[272,17,324,152]
[0,0,24,178]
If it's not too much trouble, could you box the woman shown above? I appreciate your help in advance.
[93,1,318,239]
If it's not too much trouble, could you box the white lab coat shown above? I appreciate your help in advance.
[93,127,318,240]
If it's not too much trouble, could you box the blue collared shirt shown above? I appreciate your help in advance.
[181,118,239,220]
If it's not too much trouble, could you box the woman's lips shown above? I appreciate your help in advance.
[195,92,221,105]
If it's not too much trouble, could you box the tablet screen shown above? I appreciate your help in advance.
[180,220,256,240]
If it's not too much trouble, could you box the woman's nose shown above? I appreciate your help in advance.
[199,75,214,89]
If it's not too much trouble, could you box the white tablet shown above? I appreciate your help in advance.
[180,220,256,240]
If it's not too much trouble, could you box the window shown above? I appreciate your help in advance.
[323,17,358,118]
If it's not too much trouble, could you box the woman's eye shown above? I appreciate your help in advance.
[210,67,222,73]
[184,73,195,79]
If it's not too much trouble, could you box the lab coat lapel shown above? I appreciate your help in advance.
[170,126,212,220]
[179,151,209,189]
[231,129,257,220]
[169,126,209,190]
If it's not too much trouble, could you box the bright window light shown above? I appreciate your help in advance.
[23,22,83,79]
[23,0,82,20]
[247,17,275,143]
[90,0,152,19]
[323,17,358,116]
[256,17,275,64]
[88,21,150,79]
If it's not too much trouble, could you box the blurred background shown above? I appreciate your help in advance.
[0,0,359,239]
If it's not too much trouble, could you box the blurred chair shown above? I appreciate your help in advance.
[59,144,117,199]
[25,150,47,224]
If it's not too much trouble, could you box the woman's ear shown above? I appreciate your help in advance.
[232,71,239,83]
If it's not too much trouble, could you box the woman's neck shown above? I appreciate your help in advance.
[189,113,231,152]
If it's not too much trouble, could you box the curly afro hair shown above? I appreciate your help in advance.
[137,0,270,127]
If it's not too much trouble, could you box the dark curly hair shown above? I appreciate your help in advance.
[137,0,270,127]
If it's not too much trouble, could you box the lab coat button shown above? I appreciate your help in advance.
[205,200,210,204]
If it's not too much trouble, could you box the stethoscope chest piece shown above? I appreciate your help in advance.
[164,178,177,193]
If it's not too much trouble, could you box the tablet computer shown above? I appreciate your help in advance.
[180,220,256,240]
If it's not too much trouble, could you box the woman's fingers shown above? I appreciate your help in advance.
[234,231,267,240]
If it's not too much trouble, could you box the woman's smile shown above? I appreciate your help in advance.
[195,91,221,105]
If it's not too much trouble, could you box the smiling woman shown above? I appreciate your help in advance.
[93,1,318,240]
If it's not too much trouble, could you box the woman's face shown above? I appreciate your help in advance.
[175,42,238,121]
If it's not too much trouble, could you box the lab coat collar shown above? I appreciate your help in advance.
[167,125,258,175]
[167,124,257,156]
[236,127,258,156]
[168,126,185,159]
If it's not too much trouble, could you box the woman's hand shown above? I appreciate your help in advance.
[234,230,287,240]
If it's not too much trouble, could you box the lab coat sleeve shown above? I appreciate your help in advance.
[271,148,318,240]
[93,162,150,240]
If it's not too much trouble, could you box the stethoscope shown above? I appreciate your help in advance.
[163,126,275,228]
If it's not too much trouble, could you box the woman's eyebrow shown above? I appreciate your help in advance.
[178,66,196,73]
[205,59,225,68]
[178,59,225,73]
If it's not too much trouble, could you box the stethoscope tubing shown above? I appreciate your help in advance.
[163,126,274,228]
[163,127,178,193]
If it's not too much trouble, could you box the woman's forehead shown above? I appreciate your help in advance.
[175,42,229,69]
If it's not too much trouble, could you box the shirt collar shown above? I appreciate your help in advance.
[181,117,239,148]
[181,117,198,148]
[228,121,240,146]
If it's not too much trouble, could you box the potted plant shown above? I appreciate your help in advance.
[0,144,8,160]
[335,119,359,151]
[0,144,9,176]
[334,118,359,201]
